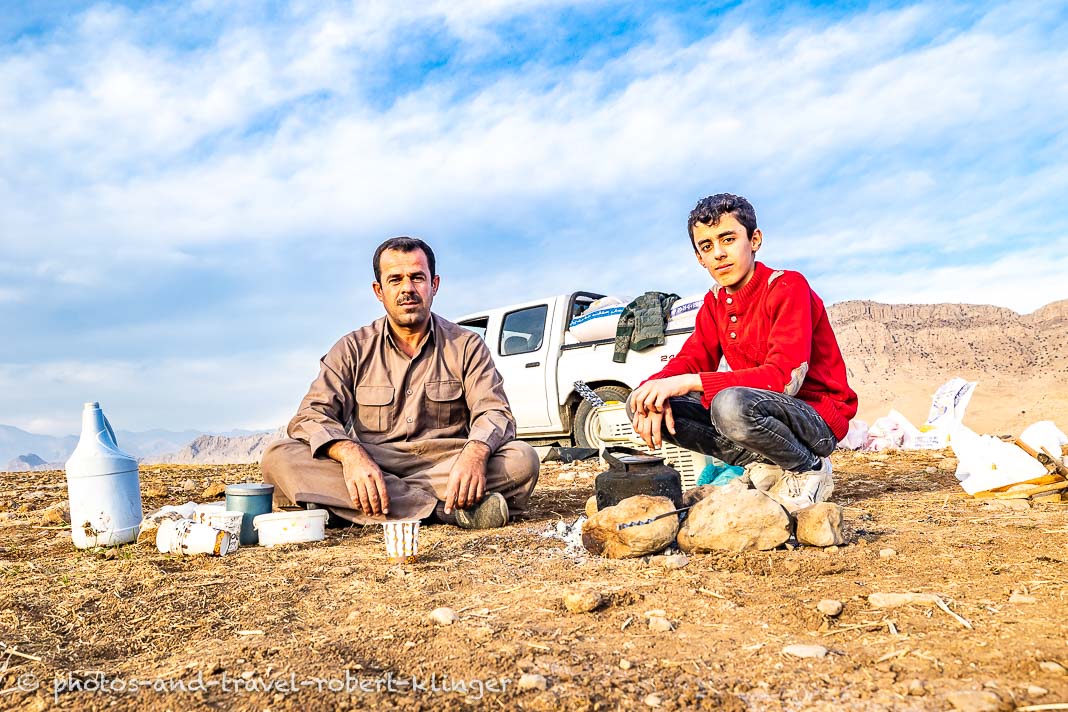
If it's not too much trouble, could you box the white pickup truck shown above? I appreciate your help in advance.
[454,292,699,449]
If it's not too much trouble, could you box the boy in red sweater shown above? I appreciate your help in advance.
[628,194,858,512]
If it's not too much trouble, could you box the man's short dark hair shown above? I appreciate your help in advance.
[373,237,436,282]
[687,194,758,250]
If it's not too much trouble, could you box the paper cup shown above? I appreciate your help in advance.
[205,511,244,554]
[382,520,420,563]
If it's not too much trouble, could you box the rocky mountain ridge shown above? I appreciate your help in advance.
[827,298,1068,434]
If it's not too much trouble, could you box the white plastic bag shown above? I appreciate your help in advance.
[838,419,869,450]
[952,426,1048,494]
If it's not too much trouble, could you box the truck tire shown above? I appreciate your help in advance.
[574,385,632,450]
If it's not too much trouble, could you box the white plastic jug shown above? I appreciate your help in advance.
[64,402,143,548]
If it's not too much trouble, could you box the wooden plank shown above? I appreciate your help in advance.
[994,481,1068,499]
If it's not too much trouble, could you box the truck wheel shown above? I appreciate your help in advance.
[574,385,632,450]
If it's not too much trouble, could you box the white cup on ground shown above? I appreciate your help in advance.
[382,520,420,563]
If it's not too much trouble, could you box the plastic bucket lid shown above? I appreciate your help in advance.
[225,483,275,496]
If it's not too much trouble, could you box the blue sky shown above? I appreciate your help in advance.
[1,0,1066,436]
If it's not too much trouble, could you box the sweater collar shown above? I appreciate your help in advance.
[716,261,770,305]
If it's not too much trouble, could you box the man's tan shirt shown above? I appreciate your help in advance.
[287,314,516,457]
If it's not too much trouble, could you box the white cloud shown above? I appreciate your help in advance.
[2,1,1067,433]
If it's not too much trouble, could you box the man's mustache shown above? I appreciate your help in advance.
[397,295,423,306]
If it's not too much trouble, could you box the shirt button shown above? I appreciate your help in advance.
[730,332,736,339]
[406,389,412,395]
[730,315,737,322]
[406,417,413,423]
[726,297,733,304]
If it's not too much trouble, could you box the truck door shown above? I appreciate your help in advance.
[494,303,552,430]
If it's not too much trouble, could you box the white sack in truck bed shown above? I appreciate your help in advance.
[568,292,706,343]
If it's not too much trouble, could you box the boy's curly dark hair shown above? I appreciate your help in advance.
[687,194,758,250]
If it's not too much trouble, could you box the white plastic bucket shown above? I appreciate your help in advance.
[65,402,143,548]
[253,509,328,547]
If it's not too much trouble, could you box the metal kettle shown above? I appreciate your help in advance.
[595,446,684,510]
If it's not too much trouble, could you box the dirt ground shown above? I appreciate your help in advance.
[1,450,1067,711]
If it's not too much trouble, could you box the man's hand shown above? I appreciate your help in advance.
[444,441,490,514]
[327,440,390,516]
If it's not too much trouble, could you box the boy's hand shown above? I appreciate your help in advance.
[628,374,701,416]
[631,401,674,449]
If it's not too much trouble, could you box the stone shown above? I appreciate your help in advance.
[563,589,603,614]
[202,481,227,499]
[517,673,547,691]
[1026,685,1048,697]
[143,485,167,498]
[983,499,1031,511]
[39,502,70,525]
[925,466,938,474]
[180,479,197,491]
[585,495,599,518]
[581,496,679,559]
[938,458,958,472]
[676,483,790,553]
[558,472,576,482]
[944,690,1010,711]
[817,599,844,617]
[647,616,674,632]
[781,644,827,659]
[868,592,938,608]
[745,463,783,492]
[1008,593,1036,604]
[644,693,662,707]
[1039,661,1067,675]
[619,659,633,670]
[907,679,927,696]
[651,553,689,570]
[680,485,719,508]
[795,503,846,547]
[428,607,458,626]
[879,548,897,558]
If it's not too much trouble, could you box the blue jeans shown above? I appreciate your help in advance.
[629,387,836,472]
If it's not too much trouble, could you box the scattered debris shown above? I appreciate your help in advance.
[782,644,828,659]
[817,599,844,617]
[795,503,846,547]
[647,616,674,632]
[563,589,604,614]
[517,673,547,691]
[650,553,689,570]
[880,548,897,558]
[428,607,458,626]
[644,692,663,707]
[1039,661,1067,675]
[943,689,1011,712]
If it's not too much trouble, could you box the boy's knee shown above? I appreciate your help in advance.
[709,388,754,440]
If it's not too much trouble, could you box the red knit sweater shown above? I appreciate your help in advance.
[646,261,858,441]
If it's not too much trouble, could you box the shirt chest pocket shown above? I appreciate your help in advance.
[425,380,464,428]
[355,385,395,434]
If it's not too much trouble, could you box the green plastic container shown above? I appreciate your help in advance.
[225,483,275,545]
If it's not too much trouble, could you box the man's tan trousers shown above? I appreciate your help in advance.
[261,437,540,525]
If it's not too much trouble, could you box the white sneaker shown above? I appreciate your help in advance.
[767,457,834,513]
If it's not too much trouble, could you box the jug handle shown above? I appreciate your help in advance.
[102,413,117,446]
[601,446,645,470]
